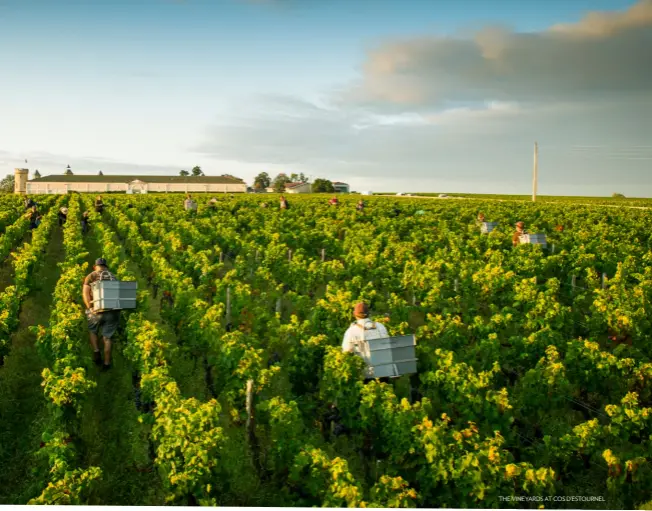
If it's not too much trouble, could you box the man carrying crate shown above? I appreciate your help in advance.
[342,303,389,353]
[83,258,120,371]
[512,221,525,246]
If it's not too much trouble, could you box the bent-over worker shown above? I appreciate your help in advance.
[279,195,289,210]
[512,221,525,246]
[26,205,39,230]
[95,195,105,214]
[81,210,90,234]
[356,200,364,212]
[477,212,486,225]
[58,207,68,227]
[83,258,121,370]
[342,302,389,353]
[329,196,339,206]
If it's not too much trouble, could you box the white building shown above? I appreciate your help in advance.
[14,169,247,194]
[285,182,312,194]
[264,182,311,193]
[332,182,350,193]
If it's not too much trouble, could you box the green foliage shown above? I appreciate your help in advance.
[312,178,335,193]
[0,174,14,193]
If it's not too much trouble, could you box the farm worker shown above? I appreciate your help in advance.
[81,210,90,235]
[279,196,289,210]
[329,196,339,206]
[477,212,486,224]
[342,302,389,354]
[184,194,196,211]
[95,195,105,214]
[512,221,525,246]
[58,207,68,226]
[209,197,218,207]
[83,258,120,370]
[260,202,268,208]
[356,200,364,212]
[24,197,35,209]
[555,225,564,232]
[26,205,39,230]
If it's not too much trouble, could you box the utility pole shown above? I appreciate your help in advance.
[532,142,538,202]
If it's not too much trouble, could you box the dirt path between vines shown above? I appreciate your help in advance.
[0,227,65,504]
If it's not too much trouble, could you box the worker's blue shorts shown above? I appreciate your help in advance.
[87,310,120,339]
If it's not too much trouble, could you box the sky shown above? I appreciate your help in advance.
[0,0,651,195]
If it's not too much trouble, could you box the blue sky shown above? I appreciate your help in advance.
[1,0,650,195]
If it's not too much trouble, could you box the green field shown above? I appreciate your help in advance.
[0,192,651,508]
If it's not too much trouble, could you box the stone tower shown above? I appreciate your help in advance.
[14,168,29,194]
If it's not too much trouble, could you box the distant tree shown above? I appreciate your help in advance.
[273,173,291,193]
[253,172,271,190]
[64,165,73,176]
[289,173,299,182]
[191,166,204,176]
[312,178,335,193]
[0,174,14,193]
[298,173,308,183]
[98,170,104,176]
[179,169,190,176]
[612,193,626,198]
[34,169,41,179]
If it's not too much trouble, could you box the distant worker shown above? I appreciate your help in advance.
[209,197,218,209]
[356,200,364,212]
[26,205,39,230]
[512,221,526,246]
[24,197,35,210]
[83,258,120,370]
[279,195,289,210]
[184,194,196,211]
[58,207,68,227]
[260,202,268,208]
[342,302,389,354]
[555,225,564,232]
[477,212,486,225]
[95,195,105,214]
[81,210,91,235]
[329,196,339,206]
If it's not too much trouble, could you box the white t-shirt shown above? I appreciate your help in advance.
[342,318,389,353]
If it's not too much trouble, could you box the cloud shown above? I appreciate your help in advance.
[343,0,652,108]
[195,1,652,195]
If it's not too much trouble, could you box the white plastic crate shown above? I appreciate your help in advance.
[91,280,138,312]
[519,233,547,247]
[481,221,498,234]
[352,334,417,379]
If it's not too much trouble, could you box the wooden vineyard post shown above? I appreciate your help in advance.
[288,249,292,262]
[220,251,224,263]
[245,379,262,475]
[226,287,232,325]
[571,275,576,293]
[454,278,459,293]
[321,248,325,262]
[551,243,555,254]
[602,273,607,289]
[276,297,282,315]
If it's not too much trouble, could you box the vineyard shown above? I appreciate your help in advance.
[0,192,651,508]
